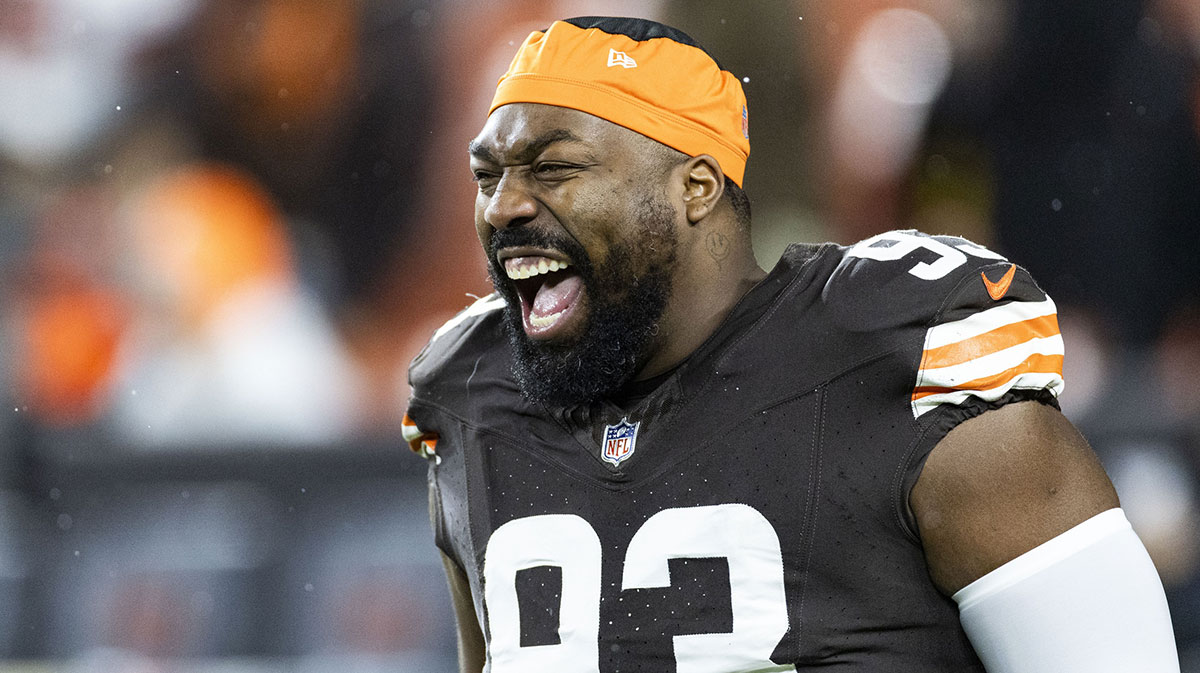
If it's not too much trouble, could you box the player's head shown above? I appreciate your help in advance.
[470,16,751,405]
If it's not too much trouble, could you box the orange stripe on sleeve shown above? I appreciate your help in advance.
[911,352,1064,401]
[920,314,1061,371]
[402,413,437,456]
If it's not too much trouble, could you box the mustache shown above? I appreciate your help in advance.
[488,227,591,271]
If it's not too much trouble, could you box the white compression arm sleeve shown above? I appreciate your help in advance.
[953,508,1179,672]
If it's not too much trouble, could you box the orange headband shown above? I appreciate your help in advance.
[490,19,750,187]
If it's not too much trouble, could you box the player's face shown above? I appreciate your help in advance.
[469,104,681,404]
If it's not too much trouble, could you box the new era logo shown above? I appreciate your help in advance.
[607,48,637,68]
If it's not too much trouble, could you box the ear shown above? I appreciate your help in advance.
[680,155,725,224]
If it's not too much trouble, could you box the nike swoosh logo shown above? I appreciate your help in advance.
[981,264,1017,301]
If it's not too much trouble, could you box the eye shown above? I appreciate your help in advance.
[533,162,579,180]
[472,169,499,191]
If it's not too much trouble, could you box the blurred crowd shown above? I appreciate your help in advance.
[0,0,1198,670]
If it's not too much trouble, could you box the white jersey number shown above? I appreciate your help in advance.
[483,504,795,673]
[847,231,1005,280]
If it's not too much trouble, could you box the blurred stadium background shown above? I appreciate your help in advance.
[0,0,1198,670]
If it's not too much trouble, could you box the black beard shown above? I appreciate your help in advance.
[487,196,678,407]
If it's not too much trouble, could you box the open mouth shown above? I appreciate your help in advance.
[501,252,586,339]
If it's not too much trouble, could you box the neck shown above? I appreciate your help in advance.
[635,241,765,380]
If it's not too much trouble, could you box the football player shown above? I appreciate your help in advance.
[404,16,1179,673]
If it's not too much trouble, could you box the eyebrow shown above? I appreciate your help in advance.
[468,128,586,164]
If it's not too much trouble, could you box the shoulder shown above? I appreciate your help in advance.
[819,230,1064,416]
[408,293,509,398]
[405,293,519,453]
[821,230,1033,331]
[816,232,1065,414]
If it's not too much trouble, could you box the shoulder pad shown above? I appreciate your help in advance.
[910,259,1063,418]
[824,230,1010,331]
[408,294,507,392]
[822,230,1064,416]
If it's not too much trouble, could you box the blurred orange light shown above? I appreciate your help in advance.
[17,285,127,425]
[134,164,293,327]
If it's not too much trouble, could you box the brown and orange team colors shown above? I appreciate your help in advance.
[403,15,1178,673]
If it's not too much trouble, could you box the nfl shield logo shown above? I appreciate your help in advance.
[602,418,640,467]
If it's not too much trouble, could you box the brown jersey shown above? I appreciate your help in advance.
[405,231,1065,672]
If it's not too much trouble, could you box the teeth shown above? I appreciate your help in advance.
[529,310,564,327]
[504,258,570,280]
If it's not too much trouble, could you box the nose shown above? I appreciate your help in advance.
[483,172,538,231]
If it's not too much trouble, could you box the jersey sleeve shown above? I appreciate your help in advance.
[861,232,1068,536]
[404,296,507,460]
[836,229,1065,420]
[909,260,1064,419]
[401,413,439,459]
[833,231,1070,544]
[404,293,510,567]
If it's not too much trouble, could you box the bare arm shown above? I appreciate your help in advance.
[442,550,486,673]
[911,399,1119,595]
